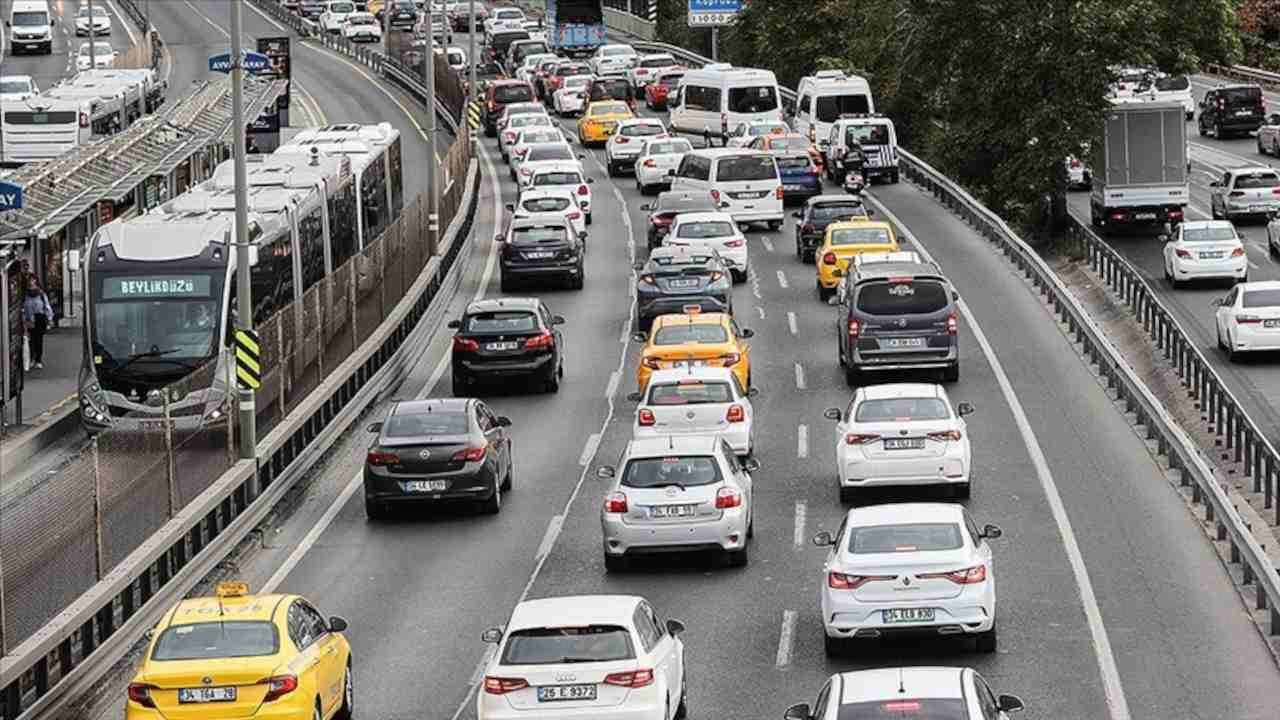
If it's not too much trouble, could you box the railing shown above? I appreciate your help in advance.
[1205,64,1280,91]
[114,0,163,71]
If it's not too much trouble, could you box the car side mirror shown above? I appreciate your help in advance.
[505,203,514,211]
[1209,181,1220,187]
[792,211,802,219]
[481,626,504,643]
[742,457,761,472]
[832,268,844,277]
[447,319,461,329]
[639,203,652,211]
[747,387,759,398]
[865,208,874,216]
[632,331,648,342]
[578,153,587,159]
[496,415,513,427]
[783,704,811,720]
[596,465,616,479]
[328,616,349,632]
[665,618,686,635]
[739,328,754,338]
[997,695,1024,713]
[1211,298,1223,308]
[981,524,1003,540]
[578,231,589,241]
[587,177,595,183]
[719,201,730,208]
[810,532,834,548]
[827,295,840,306]
[551,315,566,325]
[957,401,975,416]
[367,422,383,433]
[627,391,642,401]
[1158,234,1170,243]
[666,169,675,176]
[823,407,842,421]
[494,233,505,242]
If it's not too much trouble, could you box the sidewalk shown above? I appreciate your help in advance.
[1,311,82,434]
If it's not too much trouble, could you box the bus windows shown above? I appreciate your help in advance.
[360,168,388,244]
[299,206,325,288]
[251,232,293,325]
[389,137,404,218]
[328,182,357,267]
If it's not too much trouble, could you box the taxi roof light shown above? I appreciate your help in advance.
[683,304,702,314]
[215,581,250,598]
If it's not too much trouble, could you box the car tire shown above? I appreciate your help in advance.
[1214,122,1222,139]
[1228,342,1241,363]
[585,213,593,226]
[674,671,688,720]
[725,545,748,568]
[501,452,513,491]
[824,634,850,657]
[485,125,496,138]
[889,170,900,184]
[1217,325,1227,350]
[942,362,960,383]
[975,625,998,653]
[544,365,561,393]
[335,662,354,720]
[569,267,585,290]
[731,268,746,284]
[844,363,861,387]
[604,553,629,572]
[364,496,385,521]
[767,219,783,231]
[838,483,857,504]
[500,272,515,293]
[818,280,833,301]
[795,237,804,261]
[481,481,501,514]
[953,482,971,500]
[1261,136,1268,155]
[607,160,619,177]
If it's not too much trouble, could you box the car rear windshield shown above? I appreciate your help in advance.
[494,84,534,102]
[603,46,634,56]
[465,311,538,333]
[646,139,692,155]
[854,397,950,422]
[152,621,279,661]
[727,85,779,113]
[777,156,813,170]
[1154,75,1189,91]
[501,625,635,665]
[846,124,891,145]
[622,455,722,488]
[650,254,715,267]
[676,221,735,239]
[1243,290,1280,308]
[849,523,964,554]
[812,204,867,220]
[522,197,572,213]
[836,699,969,720]
[831,227,892,246]
[717,156,776,182]
[591,101,630,115]
[657,73,684,85]
[533,171,584,186]
[1181,226,1238,242]
[556,64,590,76]
[657,194,716,211]
[2,111,76,125]
[653,324,729,345]
[527,145,573,161]
[510,226,567,245]
[815,93,871,122]
[855,279,948,316]
[385,411,469,437]
[768,137,811,153]
[621,123,664,137]
[510,114,551,128]
[648,381,733,405]
[641,57,673,68]
[564,76,591,89]
[1222,87,1262,104]
[519,130,560,144]
[1235,172,1280,189]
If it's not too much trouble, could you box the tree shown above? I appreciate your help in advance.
[1238,0,1280,69]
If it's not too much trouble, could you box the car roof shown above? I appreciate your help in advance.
[508,595,643,630]
[837,667,966,704]
[489,78,528,87]
[646,367,737,384]
[807,194,865,207]
[627,434,722,457]
[166,593,291,626]
[1180,219,1236,230]
[618,117,664,126]
[1239,281,1280,292]
[391,398,470,415]
[510,215,570,229]
[652,311,730,328]
[847,502,965,529]
[854,261,945,281]
[530,162,584,173]
[829,220,892,232]
[1213,83,1262,91]
[859,382,944,401]
[467,297,541,313]
[673,211,735,223]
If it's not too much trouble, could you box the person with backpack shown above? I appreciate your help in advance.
[22,280,54,370]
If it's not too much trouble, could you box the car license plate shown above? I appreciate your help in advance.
[525,251,555,259]
[406,480,449,493]
[1250,205,1269,213]
[734,191,768,199]
[178,687,236,704]
[1237,109,1252,116]
[1266,320,1280,328]
[1134,212,1157,220]
[486,341,519,351]
[1199,252,1224,260]
[537,684,597,702]
[669,278,700,288]
[670,359,707,368]
[883,438,926,450]
[652,503,697,518]
[882,337,925,349]
[882,608,935,624]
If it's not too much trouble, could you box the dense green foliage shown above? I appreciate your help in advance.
[1238,0,1280,70]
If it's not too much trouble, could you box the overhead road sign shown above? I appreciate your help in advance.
[0,180,24,212]
[209,50,273,74]
[234,329,261,390]
[687,0,740,26]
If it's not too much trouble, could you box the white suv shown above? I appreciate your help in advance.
[628,367,756,455]
[605,118,666,176]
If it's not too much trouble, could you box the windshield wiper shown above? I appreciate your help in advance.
[655,481,686,492]
[114,348,180,373]
[558,656,602,664]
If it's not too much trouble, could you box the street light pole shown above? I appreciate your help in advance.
[230,0,256,460]
[425,5,439,255]
[88,0,95,60]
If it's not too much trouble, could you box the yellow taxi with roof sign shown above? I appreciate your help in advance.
[633,309,754,392]
[816,220,900,300]
[578,100,635,146]
[126,582,353,720]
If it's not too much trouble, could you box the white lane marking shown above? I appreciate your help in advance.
[776,269,789,289]
[787,311,798,335]
[760,236,774,252]
[865,193,1132,720]
[792,501,806,547]
[797,423,808,459]
[775,610,797,668]
[605,370,620,400]
[535,515,564,561]
[756,306,765,320]
[262,469,362,593]
[794,361,806,390]
[102,0,137,47]
[749,268,762,299]
[579,433,601,467]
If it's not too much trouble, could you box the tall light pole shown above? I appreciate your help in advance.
[230,0,256,460]
[87,0,95,62]
[425,5,439,255]
[468,0,476,145]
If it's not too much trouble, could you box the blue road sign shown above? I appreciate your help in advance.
[208,50,273,74]
[689,0,741,11]
[0,180,24,212]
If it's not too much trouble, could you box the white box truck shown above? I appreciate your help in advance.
[1089,101,1188,232]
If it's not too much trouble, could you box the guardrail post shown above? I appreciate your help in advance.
[91,436,105,580]
[349,261,358,353]
[164,394,177,516]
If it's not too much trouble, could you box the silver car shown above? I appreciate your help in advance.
[597,435,757,572]
[1210,167,1280,221]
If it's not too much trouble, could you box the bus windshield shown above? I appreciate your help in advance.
[91,271,225,368]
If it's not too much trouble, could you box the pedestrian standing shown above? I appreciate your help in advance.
[23,281,54,370]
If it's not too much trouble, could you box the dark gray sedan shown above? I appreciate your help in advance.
[635,246,733,329]
[363,398,513,518]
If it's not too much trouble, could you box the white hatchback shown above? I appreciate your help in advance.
[477,595,687,720]
[627,53,678,90]
[628,367,755,456]
[665,212,749,282]
[1215,281,1280,360]
[500,113,556,161]
[524,163,595,224]
[1162,220,1247,287]
[823,383,974,501]
[590,43,639,76]
[513,143,583,185]
[606,118,667,177]
[553,75,594,117]
[509,188,588,240]
[635,137,693,195]
[812,503,1001,656]
[509,128,570,167]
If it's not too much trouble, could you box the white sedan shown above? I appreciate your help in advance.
[627,53,678,90]
[341,12,382,42]
[813,503,1001,656]
[76,41,116,71]
[320,0,357,33]
[1162,219,1248,288]
[477,595,687,720]
[635,137,693,195]
[513,143,582,185]
[509,188,588,240]
[725,120,792,148]
[590,43,638,76]
[1215,281,1280,360]
[500,113,556,161]
[1260,113,1280,157]
[628,367,755,455]
[666,212,749,282]
[0,75,38,103]
[509,128,568,166]
[483,6,525,34]
[552,75,594,117]
[823,382,973,501]
[605,118,666,176]
[74,5,111,36]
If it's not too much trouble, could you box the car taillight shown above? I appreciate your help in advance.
[947,312,957,335]
[642,356,661,369]
[616,136,630,144]
[828,571,892,589]
[604,491,628,513]
[927,430,962,441]
[726,404,745,422]
[366,451,400,466]
[847,318,860,337]
[484,677,529,694]
[642,158,657,167]
[1237,314,1262,324]
[520,167,533,176]
[525,332,555,349]
[640,274,657,285]
[776,186,785,199]
[1168,208,1184,220]
[578,184,589,196]
[79,112,89,128]
[453,336,480,352]
[1174,248,1192,258]
[710,189,721,203]
[1231,247,1245,258]
[127,684,157,709]
[822,251,838,265]
[844,432,880,445]
[725,238,745,247]
[801,223,815,233]
[504,131,516,141]
[650,215,672,226]
[604,669,654,688]
[722,353,740,366]
[919,564,987,584]
[715,486,743,508]
[1070,158,1082,168]
[1272,188,1280,196]
[262,675,299,703]
[637,69,649,75]
[708,271,724,282]
[452,446,487,462]
[637,408,656,426]
[566,211,582,221]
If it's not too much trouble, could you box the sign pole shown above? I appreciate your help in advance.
[425,7,439,256]
[711,26,718,61]
[468,0,477,145]
[230,0,257,462]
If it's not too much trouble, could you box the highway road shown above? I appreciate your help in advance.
[90,45,1280,720]
[1065,74,1280,444]
[0,0,139,94]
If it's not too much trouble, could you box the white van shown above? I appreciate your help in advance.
[792,70,874,144]
[8,0,53,55]
[668,66,783,140]
[669,148,784,229]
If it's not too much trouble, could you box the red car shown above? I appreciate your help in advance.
[645,69,685,111]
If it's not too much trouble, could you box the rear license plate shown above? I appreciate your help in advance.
[524,251,555,259]
[486,341,519,351]
[1237,109,1253,116]
[733,191,768,199]
[1134,212,1157,220]
[406,480,449,493]
[668,278,700,288]
[1250,205,1270,213]
[178,687,236,703]
[882,337,926,349]
[670,359,707,368]
[1266,320,1280,328]
[883,438,926,450]
[882,607,935,623]
[1199,252,1224,259]
[652,503,697,518]
[538,684,597,702]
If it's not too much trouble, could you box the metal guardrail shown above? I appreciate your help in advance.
[114,0,163,71]
[1205,64,1280,91]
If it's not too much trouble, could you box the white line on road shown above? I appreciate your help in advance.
[793,501,806,547]
[756,306,765,320]
[102,0,137,47]
[776,269,789,289]
[787,311,798,335]
[775,610,797,668]
[794,361,806,390]
[760,236,775,253]
[797,423,808,459]
[749,268,762,299]
[579,433,601,466]
[535,515,564,560]
[605,370,620,400]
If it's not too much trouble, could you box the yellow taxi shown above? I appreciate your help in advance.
[635,309,754,391]
[126,582,353,720]
[578,100,634,146]
[815,220,899,300]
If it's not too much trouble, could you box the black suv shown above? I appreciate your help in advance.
[792,195,872,263]
[634,246,734,329]
[640,190,723,249]
[834,259,959,385]
[1198,84,1266,139]
[448,298,566,394]
[498,217,586,290]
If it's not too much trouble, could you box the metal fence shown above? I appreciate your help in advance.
[115,0,163,71]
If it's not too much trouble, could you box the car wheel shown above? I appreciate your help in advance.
[501,451,513,491]
[942,361,959,383]
[975,625,998,653]
[569,268,585,290]
[824,633,850,657]
[607,160,618,177]
[1274,139,1280,157]
[1217,325,1227,350]
[544,366,561,393]
[364,496,385,520]
[604,553,629,572]
[767,219,783,231]
[335,662,354,720]
[817,280,833,301]
[481,480,501,514]
[585,213,593,226]
[795,237,804,261]
[1261,136,1268,155]
[844,363,860,387]
[500,272,515,293]
[1214,122,1222,138]
[953,482,971,500]
[674,670,688,719]
[724,545,748,567]
[731,268,746,284]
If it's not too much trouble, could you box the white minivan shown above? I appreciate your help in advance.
[792,70,874,144]
[669,148,784,229]
[8,0,53,55]
[668,66,783,141]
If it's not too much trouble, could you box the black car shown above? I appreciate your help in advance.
[363,398,513,517]
[299,0,327,18]
[640,190,723,249]
[834,259,959,386]
[588,76,634,107]
[483,80,536,136]
[498,217,586,290]
[383,0,417,26]
[449,297,566,394]
[793,195,872,263]
[635,246,733,329]
[1199,84,1266,139]
[487,29,531,69]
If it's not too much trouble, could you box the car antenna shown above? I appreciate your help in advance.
[898,667,905,694]
[668,434,674,450]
